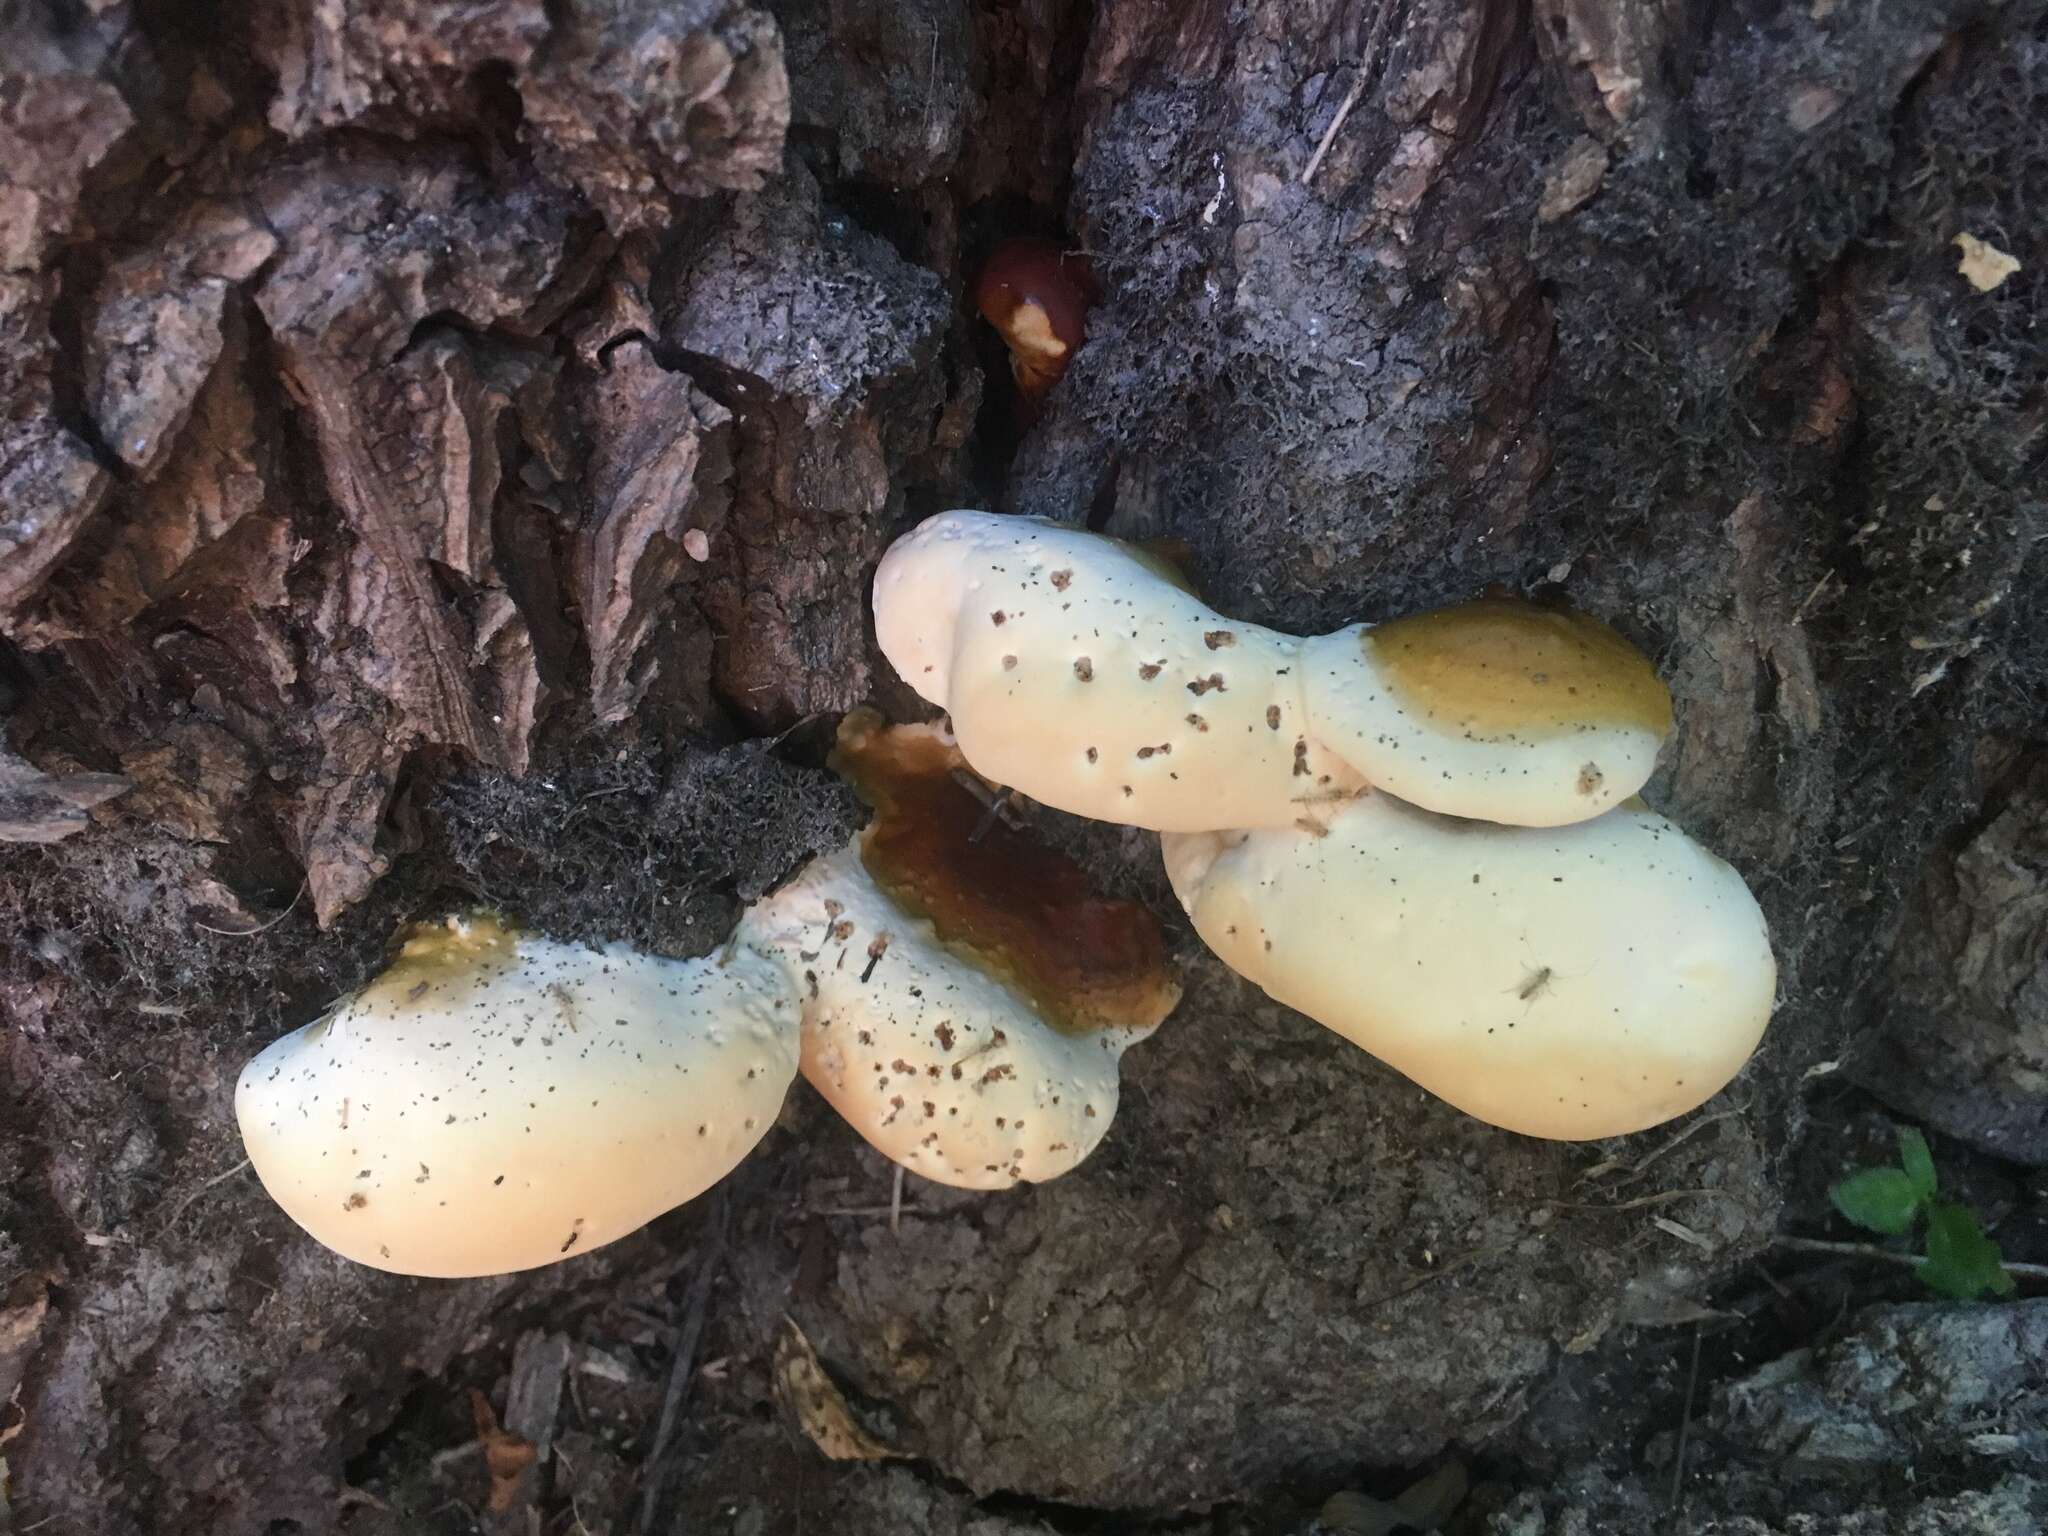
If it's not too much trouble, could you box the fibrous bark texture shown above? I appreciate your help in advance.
[1,0,2044,1533]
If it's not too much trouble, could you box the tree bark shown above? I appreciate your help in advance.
[1,0,2043,1532]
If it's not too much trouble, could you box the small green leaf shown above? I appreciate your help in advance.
[1919,1202,2015,1300]
[1898,1127,1938,1202]
[1830,1167,1924,1235]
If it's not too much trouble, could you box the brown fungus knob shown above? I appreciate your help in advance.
[973,237,1098,415]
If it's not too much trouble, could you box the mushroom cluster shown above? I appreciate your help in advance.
[874,510,1776,1142]
[235,508,1775,1277]
[235,712,1178,1276]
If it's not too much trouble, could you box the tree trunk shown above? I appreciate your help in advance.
[2,0,2043,1532]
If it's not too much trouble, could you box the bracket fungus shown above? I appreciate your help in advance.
[973,237,1098,416]
[741,711,1180,1188]
[236,714,1181,1275]
[872,510,1362,832]
[873,512,1669,837]
[235,915,800,1277]
[1162,794,1776,1139]
[872,510,1774,1140]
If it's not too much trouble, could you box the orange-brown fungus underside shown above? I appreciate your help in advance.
[1121,534,1202,598]
[832,711,1179,1037]
[1366,596,1674,741]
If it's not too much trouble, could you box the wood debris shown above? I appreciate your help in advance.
[772,1317,904,1463]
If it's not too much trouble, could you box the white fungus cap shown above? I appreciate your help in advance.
[872,510,1362,831]
[235,916,799,1277]
[745,842,1162,1187]
[738,711,1180,1188]
[1302,597,1674,827]
[1161,793,1775,1140]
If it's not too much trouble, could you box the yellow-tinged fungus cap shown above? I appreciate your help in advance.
[236,915,800,1276]
[1302,596,1674,827]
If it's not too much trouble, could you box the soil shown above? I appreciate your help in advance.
[1,1,2045,1533]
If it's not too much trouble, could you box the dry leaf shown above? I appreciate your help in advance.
[1563,1319,1609,1355]
[467,1388,538,1515]
[773,1317,903,1462]
[1319,1459,1469,1533]
[1392,1459,1470,1529]
[1652,1215,1711,1250]
[1954,233,2020,293]
[1618,1270,1735,1329]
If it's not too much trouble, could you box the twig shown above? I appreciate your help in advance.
[1543,1188,1725,1214]
[1299,0,1400,186]
[155,1156,253,1236]
[890,1165,905,1235]
[1668,1323,1702,1510]
[1578,1108,1745,1187]
[1772,1234,2048,1281]
[1749,1261,1797,1304]
[967,787,1013,845]
[770,712,823,750]
[1793,569,1838,623]
[635,1192,730,1536]
[195,879,306,938]
[948,768,1026,832]
[808,1204,925,1219]
[1300,69,1369,187]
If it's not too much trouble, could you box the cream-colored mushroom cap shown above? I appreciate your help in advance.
[1161,793,1774,1139]
[1302,596,1674,827]
[741,713,1180,1187]
[235,916,799,1277]
[872,510,1361,831]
